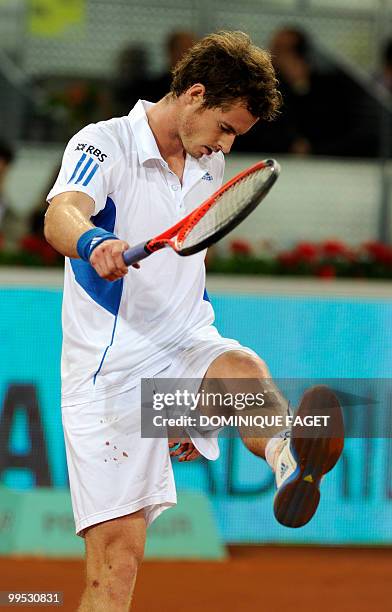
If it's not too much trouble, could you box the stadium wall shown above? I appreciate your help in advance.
[5,150,389,248]
[0,271,391,545]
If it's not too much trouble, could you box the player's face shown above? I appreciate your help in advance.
[179,99,258,159]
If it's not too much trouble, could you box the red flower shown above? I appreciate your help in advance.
[321,240,350,258]
[20,235,60,264]
[230,239,252,256]
[363,241,392,265]
[317,264,336,279]
[278,251,300,267]
[293,242,319,262]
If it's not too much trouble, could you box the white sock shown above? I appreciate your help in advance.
[265,430,291,471]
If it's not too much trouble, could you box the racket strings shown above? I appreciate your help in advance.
[180,167,271,249]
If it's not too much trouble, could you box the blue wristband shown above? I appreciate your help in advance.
[77,228,118,262]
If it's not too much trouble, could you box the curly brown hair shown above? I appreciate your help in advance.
[170,31,281,121]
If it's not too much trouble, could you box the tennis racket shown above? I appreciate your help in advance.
[123,159,280,266]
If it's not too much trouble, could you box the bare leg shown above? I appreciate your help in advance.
[78,510,146,612]
[203,350,289,459]
[203,352,344,529]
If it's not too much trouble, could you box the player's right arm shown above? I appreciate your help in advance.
[44,125,138,281]
[44,191,134,281]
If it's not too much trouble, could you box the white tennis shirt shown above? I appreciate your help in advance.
[47,100,225,404]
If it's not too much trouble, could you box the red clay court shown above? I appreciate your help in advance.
[0,546,390,611]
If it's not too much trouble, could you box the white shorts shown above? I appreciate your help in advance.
[62,325,257,536]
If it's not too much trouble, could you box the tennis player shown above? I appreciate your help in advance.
[45,31,343,611]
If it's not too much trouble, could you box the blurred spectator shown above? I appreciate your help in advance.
[30,74,113,141]
[20,163,63,265]
[0,140,27,251]
[0,140,14,228]
[236,27,378,157]
[378,38,392,92]
[112,45,153,116]
[374,38,392,158]
[149,30,197,101]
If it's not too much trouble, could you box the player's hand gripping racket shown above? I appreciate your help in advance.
[123,159,280,266]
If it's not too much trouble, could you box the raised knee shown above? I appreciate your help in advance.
[216,350,269,378]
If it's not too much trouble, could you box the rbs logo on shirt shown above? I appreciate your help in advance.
[75,143,107,163]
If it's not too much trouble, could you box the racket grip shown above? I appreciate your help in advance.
[123,242,151,266]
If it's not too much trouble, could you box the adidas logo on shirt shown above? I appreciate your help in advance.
[202,172,213,181]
